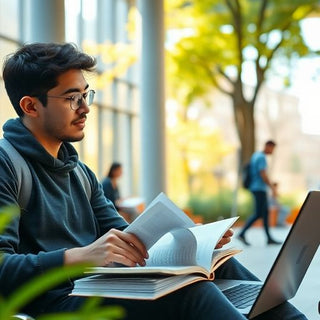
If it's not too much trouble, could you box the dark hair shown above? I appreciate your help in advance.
[2,42,96,117]
[265,140,276,147]
[107,162,122,178]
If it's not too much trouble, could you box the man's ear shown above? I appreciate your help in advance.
[19,96,39,117]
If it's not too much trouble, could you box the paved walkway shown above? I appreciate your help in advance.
[233,225,320,320]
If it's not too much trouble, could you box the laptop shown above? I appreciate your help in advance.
[214,190,320,319]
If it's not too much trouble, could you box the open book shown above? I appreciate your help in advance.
[71,193,241,300]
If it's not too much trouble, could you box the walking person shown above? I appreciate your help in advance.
[238,140,282,246]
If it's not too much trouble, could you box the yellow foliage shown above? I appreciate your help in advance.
[126,7,141,41]
[82,7,140,88]
[292,5,313,20]
[167,106,235,200]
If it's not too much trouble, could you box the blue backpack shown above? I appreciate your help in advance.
[0,138,91,208]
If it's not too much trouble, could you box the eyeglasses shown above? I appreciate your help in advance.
[46,89,96,111]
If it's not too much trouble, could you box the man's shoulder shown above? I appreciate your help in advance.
[0,138,25,172]
[252,150,264,157]
[252,151,266,161]
[251,152,267,172]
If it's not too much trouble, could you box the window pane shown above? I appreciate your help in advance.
[0,0,19,39]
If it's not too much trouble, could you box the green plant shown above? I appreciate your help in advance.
[0,205,124,320]
[186,189,254,223]
[37,298,124,320]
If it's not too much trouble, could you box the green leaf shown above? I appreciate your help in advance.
[0,205,19,233]
[37,303,124,320]
[0,264,88,319]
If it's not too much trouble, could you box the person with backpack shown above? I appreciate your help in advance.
[238,140,281,246]
[0,43,305,319]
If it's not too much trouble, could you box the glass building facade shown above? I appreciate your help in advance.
[0,0,144,197]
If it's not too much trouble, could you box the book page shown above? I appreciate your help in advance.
[85,214,240,278]
[146,228,197,266]
[86,265,207,276]
[125,193,195,249]
[210,248,242,272]
[188,217,239,271]
[71,273,207,300]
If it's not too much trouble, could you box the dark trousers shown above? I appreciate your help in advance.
[240,191,272,241]
[23,258,306,320]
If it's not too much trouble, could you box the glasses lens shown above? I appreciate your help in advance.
[87,90,95,106]
[70,93,82,110]
[70,90,95,110]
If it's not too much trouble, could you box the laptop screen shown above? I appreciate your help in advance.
[249,190,320,318]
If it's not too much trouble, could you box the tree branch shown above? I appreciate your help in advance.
[251,33,285,105]
[225,0,236,16]
[217,65,235,86]
[256,0,268,35]
[199,60,233,96]
[253,0,268,94]
[225,0,244,84]
[251,2,314,105]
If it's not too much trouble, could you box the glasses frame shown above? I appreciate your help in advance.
[46,89,96,111]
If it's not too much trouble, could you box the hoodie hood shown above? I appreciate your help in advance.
[3,118,78,173]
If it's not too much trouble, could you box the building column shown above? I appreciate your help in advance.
[23,0,65,43]
[96,0,117,179]
[138,0,166,205]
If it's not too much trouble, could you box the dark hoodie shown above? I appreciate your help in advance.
[0,118,128,298]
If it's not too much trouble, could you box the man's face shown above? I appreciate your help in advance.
[265,145,275,155]
[36,69,91,144]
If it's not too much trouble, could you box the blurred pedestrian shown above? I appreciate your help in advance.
[238,140,281,245]
[269,182,290,227]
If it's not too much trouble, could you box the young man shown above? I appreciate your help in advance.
[0,43,306,319]
[238,140,281,246]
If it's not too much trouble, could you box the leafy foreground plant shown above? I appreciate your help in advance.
[0,206,124,320]
[37,298,124,320]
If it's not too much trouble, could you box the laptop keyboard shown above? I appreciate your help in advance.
[223,283,263,308]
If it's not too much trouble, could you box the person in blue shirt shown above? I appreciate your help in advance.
[238,140,281,246]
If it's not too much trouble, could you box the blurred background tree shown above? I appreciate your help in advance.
[165,0,320,166]
[80,2,314,220]
[166,101,234,204]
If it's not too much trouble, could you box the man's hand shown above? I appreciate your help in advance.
[64,229,148,267]
[215,228,234,249]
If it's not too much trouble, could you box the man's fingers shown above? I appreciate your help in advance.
[123,232,149,258]
[114,230,148,259]
[223,228,234,238]
[105,229,148,266]
[214,228,234,249]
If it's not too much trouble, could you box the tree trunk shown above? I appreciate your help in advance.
[232,94,255,166]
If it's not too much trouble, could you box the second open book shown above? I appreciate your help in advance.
[71,193,241,300]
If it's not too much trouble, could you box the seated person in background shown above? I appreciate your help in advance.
[101,162,122,209]
[269,182,290,227]
[101,162,140,222]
